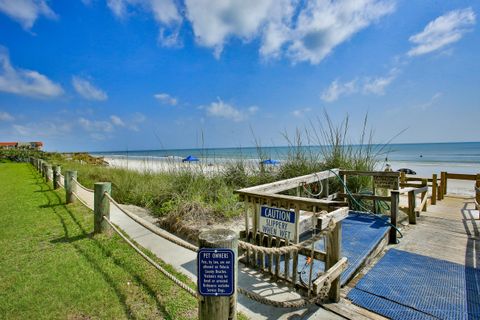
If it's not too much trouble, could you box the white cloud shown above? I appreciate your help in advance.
[0,111,14,121]
[416,92,443,110]
[186,0,291,58]
[0,49,63,98]
[362,68,398,95]
[0,0,56,29]
[321,79,358,102]
[286,0,395,64]
[204,98,257,122]
[185,0,395,63]
[72,76,108,101]
[110,115,125,126]
[322,68,398,102]
[12,122,71,138]
[107,0,182,46]
[80,114,145,138]
[292,108,311,118]
[408,8,476,57]
[79,117,114,132]
[154,92,177,105]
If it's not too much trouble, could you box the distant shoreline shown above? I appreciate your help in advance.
[103,155,478,197]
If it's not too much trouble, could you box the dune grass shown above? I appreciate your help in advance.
[2,112,389,224]
[0,162,198,319]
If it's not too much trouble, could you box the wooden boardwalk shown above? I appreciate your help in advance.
[396,195,479,267]
[323,194,479,319]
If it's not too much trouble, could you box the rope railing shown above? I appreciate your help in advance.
[58,174,65,187]
[237,286,321,308]
[103,192,199,253]
[238,219,335,255]
[103,215,198,298]
[72,191,93,210]
[30,160,338,309]
[72,178,94,193]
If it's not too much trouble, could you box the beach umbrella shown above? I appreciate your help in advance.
[182,155,199,162]
[261,159,280,165]
[397,168,416,175]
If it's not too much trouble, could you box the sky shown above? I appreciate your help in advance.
[0,0,478,152]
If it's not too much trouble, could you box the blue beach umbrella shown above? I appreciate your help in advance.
[182,155,199,162]
[261,158,280,165]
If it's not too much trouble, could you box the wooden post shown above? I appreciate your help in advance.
[431,174,437,205]
[476,175,480,210]
[407,190,416,224]
[45,164,52,182]
[421,179,428,212]
[400,171,406,185]
[441,171,447,196]
[52,165,61,189]
[326,221,341,302]
[94,182,111,234]
[41,162,46,178]
[65,170,77,204]
[389,191,399,244]
[198,229,238,320]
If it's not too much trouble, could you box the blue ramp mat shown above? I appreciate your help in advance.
[271,212,390,286]
[348,249,480,320]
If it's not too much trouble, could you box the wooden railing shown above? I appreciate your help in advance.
[476,181,480,210]
[339,170,400,244]
[236,169,349,301]
[398,186,428,224]
[440,172,479,198]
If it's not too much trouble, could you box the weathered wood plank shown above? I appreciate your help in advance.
[237,190,348,211]
[446,173,478,181]
[314,257,347,293]
[237,169,340,194]
[337,192,391,201]
[316,207,349,230]
[339,170,400,177]
[326,221,342,302]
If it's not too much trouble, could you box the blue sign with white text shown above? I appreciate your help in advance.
[198,248,235,296]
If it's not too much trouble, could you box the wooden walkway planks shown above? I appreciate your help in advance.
[395,195,479,267]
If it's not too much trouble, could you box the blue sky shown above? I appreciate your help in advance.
[0,0,478,152]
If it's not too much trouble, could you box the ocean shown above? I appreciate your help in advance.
[93,142,480,165]
[93,142,479,195]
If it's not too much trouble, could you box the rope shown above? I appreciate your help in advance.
[104,192,199,253]
[72,191,93,210]
[301,172,324,197]
[237,286,325,308]
[328,169,403,240]
[238,218,334,255]
[103,216,198,298]
[72,179,94,193]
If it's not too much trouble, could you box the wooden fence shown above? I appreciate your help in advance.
[236,169,349,301]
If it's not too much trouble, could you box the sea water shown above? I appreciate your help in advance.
[92,142,479,195]
[93,142,480,166]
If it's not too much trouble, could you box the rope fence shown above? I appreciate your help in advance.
[72,190,93,209]
[72,178,94,193]
[104,192,199,253]
[29,158,335,311]
[103,215,198,298]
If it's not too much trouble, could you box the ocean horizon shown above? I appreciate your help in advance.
[92,141,480,165]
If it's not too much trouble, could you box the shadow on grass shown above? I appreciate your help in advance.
[29,166,175,320]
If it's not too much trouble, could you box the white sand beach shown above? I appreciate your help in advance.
[104,156,478,196]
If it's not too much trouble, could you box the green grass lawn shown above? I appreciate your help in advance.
[0,163,198,319]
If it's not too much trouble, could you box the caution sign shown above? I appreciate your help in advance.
[197,249,234,296]
[259,206,296,242]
